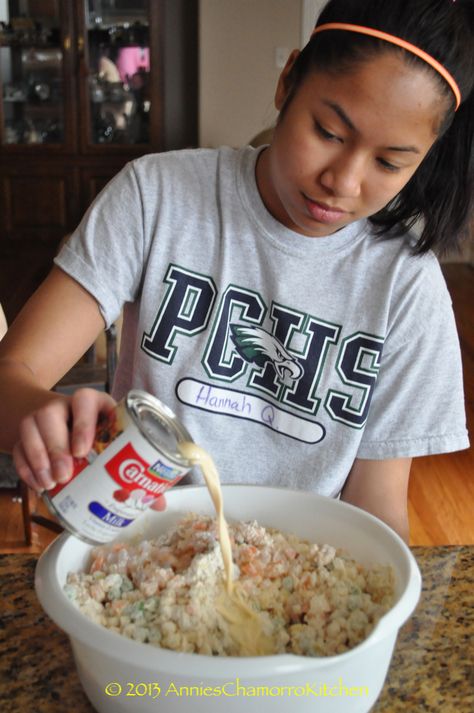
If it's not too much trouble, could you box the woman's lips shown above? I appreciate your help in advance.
[303,195,348,225]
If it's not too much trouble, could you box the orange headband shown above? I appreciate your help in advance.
[312,22,461,110]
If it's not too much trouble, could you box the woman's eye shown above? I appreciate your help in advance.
[315,122,341,142]
[378,158,401,173]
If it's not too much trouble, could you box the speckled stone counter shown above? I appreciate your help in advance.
[0,547,472,712]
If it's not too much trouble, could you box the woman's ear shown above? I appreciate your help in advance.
[275,49,301,111]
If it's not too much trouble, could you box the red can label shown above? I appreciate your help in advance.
[106,442,183,498]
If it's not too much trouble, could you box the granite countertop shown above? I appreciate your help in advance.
[0,546,473,712]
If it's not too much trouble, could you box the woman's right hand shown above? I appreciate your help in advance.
[13,388,117,493]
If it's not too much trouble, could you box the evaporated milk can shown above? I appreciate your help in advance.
[44,390,194,544]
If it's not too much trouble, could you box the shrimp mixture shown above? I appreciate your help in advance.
[64,513,395,657]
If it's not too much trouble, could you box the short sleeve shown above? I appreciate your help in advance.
[54,161,147,327]
[357,258,469,459]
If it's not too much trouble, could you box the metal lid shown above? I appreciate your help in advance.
[126,390,194,466]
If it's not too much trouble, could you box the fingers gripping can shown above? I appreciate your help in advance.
[44,390,194,544]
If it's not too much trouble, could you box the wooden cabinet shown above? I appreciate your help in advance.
[0,0,198,322]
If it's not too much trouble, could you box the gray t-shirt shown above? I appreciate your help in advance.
[56,146,469,496]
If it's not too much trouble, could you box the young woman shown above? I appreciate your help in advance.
[0,0,472,542]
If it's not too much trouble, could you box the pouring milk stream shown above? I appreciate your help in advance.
[179,442,275,655]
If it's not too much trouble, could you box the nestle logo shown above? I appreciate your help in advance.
[149,459,181,481]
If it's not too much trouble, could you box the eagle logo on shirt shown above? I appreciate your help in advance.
[230,324,303,385]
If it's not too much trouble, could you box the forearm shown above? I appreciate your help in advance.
[0,358,66,452]
[0,267,107,453]
[340,458,412,544]
[341,488,410,543]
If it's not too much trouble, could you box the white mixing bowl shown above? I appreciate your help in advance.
[35,485,421,713]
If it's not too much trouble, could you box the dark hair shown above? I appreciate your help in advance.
[283,0,474,255]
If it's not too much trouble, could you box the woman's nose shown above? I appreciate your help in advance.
[319,152,365,198]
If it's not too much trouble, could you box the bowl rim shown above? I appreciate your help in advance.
[35,484,422,677]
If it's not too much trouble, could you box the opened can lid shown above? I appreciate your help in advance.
[126,390,194,467]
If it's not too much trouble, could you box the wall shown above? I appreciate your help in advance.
[301,0,326,43]
[198,0,326,147]
[199,0,302,148]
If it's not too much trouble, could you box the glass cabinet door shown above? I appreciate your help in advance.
[83,0,155,147]
[0,0,72,147]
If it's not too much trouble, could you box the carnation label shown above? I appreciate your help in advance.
[44,391,194,544]
[105,443,183,494]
